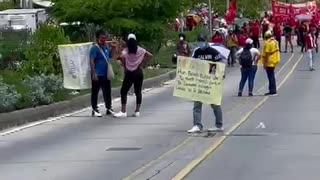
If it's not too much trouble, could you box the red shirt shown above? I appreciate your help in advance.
[241,26,248,34]
[305,34,316,50]
[212,35,224,44]
[273,25,281,38]
[237,34,248,47]
[251,25,260,37]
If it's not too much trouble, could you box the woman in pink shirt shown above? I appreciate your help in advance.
[114,34,153,118]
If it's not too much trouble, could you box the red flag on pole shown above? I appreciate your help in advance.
[225,0,237,24]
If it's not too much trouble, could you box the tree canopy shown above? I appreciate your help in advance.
[52,0,192,43]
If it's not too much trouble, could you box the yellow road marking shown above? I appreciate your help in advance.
[172,54,304,180]
[122,53,297,180]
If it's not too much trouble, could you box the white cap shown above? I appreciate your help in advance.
[128,34,136,40]
[245,38,253,44]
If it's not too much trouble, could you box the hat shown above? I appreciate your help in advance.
[264,30,272,37]
[245,38,253,44]
[198,33,208,41]
[128,34,136,40]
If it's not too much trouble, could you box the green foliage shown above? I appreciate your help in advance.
[22,25,71,76]
[51,0,192,51]
[0,29,30,70]
[0,0,16,11]
[0,77,21,113]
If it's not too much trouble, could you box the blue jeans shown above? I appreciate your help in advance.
[193,102,223,129]
[238,65,257,93]
[266,67,277,94]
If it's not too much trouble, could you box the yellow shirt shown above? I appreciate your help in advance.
[261,38,280,67]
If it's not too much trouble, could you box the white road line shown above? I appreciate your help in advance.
[1,93,138,136]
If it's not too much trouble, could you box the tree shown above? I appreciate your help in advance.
[51,0,191,50]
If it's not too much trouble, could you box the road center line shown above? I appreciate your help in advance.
[172,54,304,180]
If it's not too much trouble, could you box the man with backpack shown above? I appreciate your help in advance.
[236,38,261,97]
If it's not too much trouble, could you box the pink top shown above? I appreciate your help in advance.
[122,47,146,71]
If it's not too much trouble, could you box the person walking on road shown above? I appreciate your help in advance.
[305,30,317,71]
[114,34,153,118]
[236,38,261,97]
[283,23,294,53]
[188,33,225,133]
[226,29,238,67]
[261,31,281,96]
[273,22,282,52]
[90,30,115,117]
[176,33,191,57]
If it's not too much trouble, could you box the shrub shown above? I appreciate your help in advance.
[22,25,71,76]
[0,78,21,113]
[0,28,30,70]
[23,74,64,106]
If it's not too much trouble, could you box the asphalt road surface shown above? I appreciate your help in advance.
[0,49,308,180]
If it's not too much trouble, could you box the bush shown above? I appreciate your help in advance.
[0,28,30,70]
[0,78,21,113]
[22,25,71,76]
[23,74,64,106]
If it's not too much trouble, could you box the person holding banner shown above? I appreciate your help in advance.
[187,33,225,133]
[90,30,116,117]
[114,34,153,118]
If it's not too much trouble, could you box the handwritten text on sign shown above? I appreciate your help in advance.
[173,56,225,105]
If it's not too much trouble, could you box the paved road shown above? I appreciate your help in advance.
[0,51,300,180]
[186,51,320,180]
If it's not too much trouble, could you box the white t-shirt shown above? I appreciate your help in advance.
[236,47,261,66]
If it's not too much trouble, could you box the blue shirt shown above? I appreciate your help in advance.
[90,45,112,77]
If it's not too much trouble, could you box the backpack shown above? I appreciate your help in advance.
[239,48,253,67]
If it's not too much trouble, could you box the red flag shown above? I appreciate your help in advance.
[225,0,237,24]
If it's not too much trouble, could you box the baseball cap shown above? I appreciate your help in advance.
[245,38,253,44]
[264,30,272,37]
[128,34,136,40]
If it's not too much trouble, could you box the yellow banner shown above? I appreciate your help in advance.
[173,56,226,105]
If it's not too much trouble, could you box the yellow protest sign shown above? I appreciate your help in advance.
[173,56,226,105]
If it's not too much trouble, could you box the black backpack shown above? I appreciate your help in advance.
[239,48,253,67]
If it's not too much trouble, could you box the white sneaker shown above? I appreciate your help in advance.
[208,127,224,132]
[132,112,140,117]
[92,109,102,117]
[187,126,202,133]
[113,111,127,118]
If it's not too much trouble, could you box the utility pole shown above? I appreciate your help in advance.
[209,0,213,37]
[226,0,230,13]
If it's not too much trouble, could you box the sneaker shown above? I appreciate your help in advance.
[132,112,140,117]
[187,126,202,133]
[106,109,115,115]
[113,111,127,118]
[248,92,253,97]
[310,67,315,71]
[238,92,242,97]
[92,109,102,117]
[264,92,278,96]
[208,127,224,132]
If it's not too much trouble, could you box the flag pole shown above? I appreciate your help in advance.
[209,0,213,37]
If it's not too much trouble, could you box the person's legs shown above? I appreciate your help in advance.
[193,101,203,129]
[133,68,144,112]
[276,36,281,51]
[289,36,294,52]
[238,67,249,94]
[307,49,314,70]
[100,77,112,111]
[210,104,223,128]
[91,79,101,111]
[231,47,237,66]
[266,67,277,94]
[285,37,288,52]
[248,65,258,94]
[228,48,232,66]
[120,72,134,113]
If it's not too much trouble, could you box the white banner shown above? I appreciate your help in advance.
[58,42,93,90]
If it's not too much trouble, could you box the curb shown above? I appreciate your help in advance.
[0,70,176,131]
